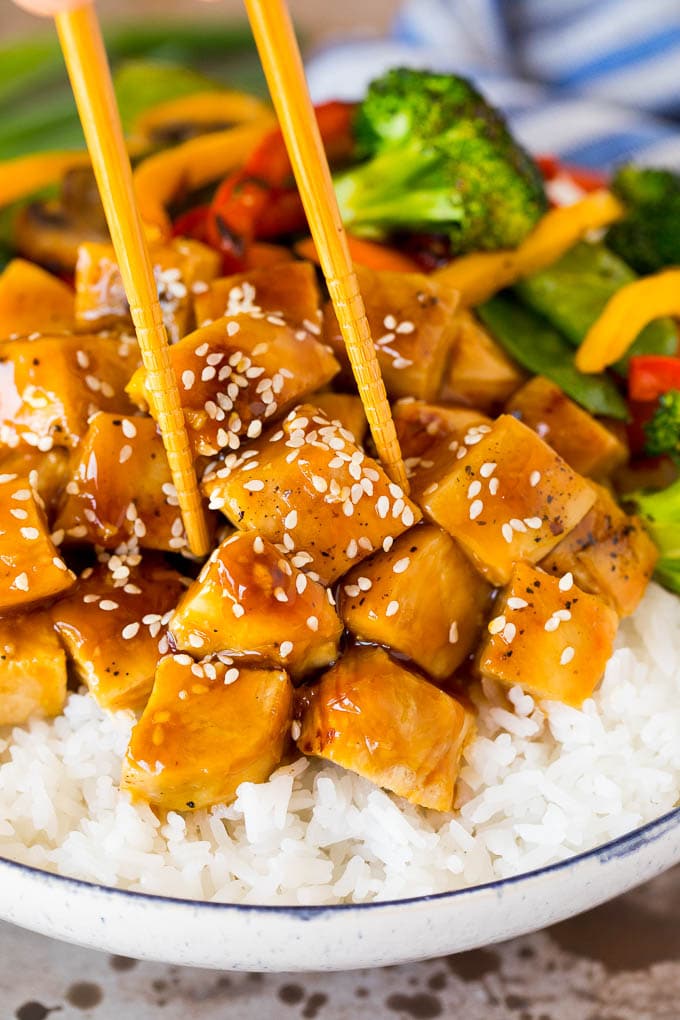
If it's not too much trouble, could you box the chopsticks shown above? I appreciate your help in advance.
[54,4,210,557]
[243,0,408,491]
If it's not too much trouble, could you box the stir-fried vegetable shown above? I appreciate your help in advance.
[515,241,678,372]
[333,68,547,253]
[629,355,680,402]
[607,165,680,275]
[643,391,680,463]
[477,294,628,419]
[627,479,680,593]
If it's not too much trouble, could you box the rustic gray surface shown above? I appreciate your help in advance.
[2,866,678,1020]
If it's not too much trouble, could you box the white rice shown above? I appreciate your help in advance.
[1,581,679,905]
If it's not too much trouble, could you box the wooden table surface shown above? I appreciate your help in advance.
[2,865,679,1019]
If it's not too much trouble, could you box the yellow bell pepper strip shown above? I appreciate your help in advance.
[132,90,270,144]
[434,190,625,307]
[132,115,275,240]
[576,270,680,373]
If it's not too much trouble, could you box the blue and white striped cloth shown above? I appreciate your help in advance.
[306,0,680,171]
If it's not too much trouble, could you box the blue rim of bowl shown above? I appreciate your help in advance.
[0,804,678,916]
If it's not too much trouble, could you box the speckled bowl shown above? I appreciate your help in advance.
[0,807,678,971]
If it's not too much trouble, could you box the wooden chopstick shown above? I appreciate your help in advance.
[54,4,211,557]
[243,0,408,491]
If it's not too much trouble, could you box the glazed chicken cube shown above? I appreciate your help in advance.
[477,561,618,706]
[420,414,596,585]
[75,239,220,340]
[309,391,368,445]
[541,482,657,617]
[0,610,67,725]
[393,399,491,462]
[439,310,525,410]
[202,404,421,584]
[0,474,74,613]
[0,333,138,451]
[127,316,339,457]
[54,412,212,552]
[506,376,627,478]
[122,656,293,811]
[0,446,70,521]
[340,524,490,680]
[297,646,474,812]
[0,259,75,338]
[170,531,342,677]
[193,260,322,334]
[51,557,187,710]
[323,264,458,400]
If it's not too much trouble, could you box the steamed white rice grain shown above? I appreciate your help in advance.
[0,582,679,904]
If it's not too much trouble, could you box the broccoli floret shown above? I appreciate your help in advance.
[333,68,547,254]
[644,390,680,463]
[607,165,680,274]
[627,478,680,594]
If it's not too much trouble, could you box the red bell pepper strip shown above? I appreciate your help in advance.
[536,154,608,193]
[629,355,680,402]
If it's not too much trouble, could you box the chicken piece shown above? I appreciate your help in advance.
[297,646,474,811]
[0,259,75,339]
[203,404,421,584]
[439,310,525,410]
[0,474,74,613]
[506,376,627,478]
[127,316,339,457]
[392,398,491,464]
[419,414,596,585]
[170,531,341,677]
[340,524,490,680]
[193,260,321,334]
[51,557,188,710]
[0,333,139,451]
[75,239,220,340]
[53,412,212,552]
[0,446,70,521]
[0,610,67,725]
[122,656,293,810]
[309,392,368,445]
[323,264,458,400]
[477,562,618,706]
[541,482,657,617]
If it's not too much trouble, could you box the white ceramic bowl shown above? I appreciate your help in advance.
[1,806,678,971]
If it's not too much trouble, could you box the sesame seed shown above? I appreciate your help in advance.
[247,420,262,439]
[83,594,100,604]
[226,321,240,337]
[121,419,137,439]
[356,576,372,592]
[174,653,193,666]
[480,462,496,478]
[489,478,499,495]
[502,622,517,643]
[280,640,293,658]
[559,572,574,592]
[253,536,265,554]
[382,536,394,553]
[119,444,133,464]
[344,584,361,598]
[530,471,541,487]
[12,489,31,501]
[386,600,399,618]
[469,499,483,521]
[182,370,195,389]
[274,587,288,603]
[507,597,529,610]
[232,602,245,618]
[376,495,390,519]
[291,720,302,741]
[560,646,575,665]
[402,506,415,527]
[501,523,514,544]
[10,508,28,520]
[53,557,68,571]
[122,622,140,640]
[19,527,39,540]
[188,633,205,648]
[393,557,410,574]
[544,617,560,632]
[306,615,319,631]
[99,600,119,611]
[449,621,458,644]
[467,480,482,499]
[244,479,265,491]
[13,572,29,591]
[284,509,298,530]
[524,517,542,530]
[555,609,572,621]
[488,615,506,635]
[224,667,240,684]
